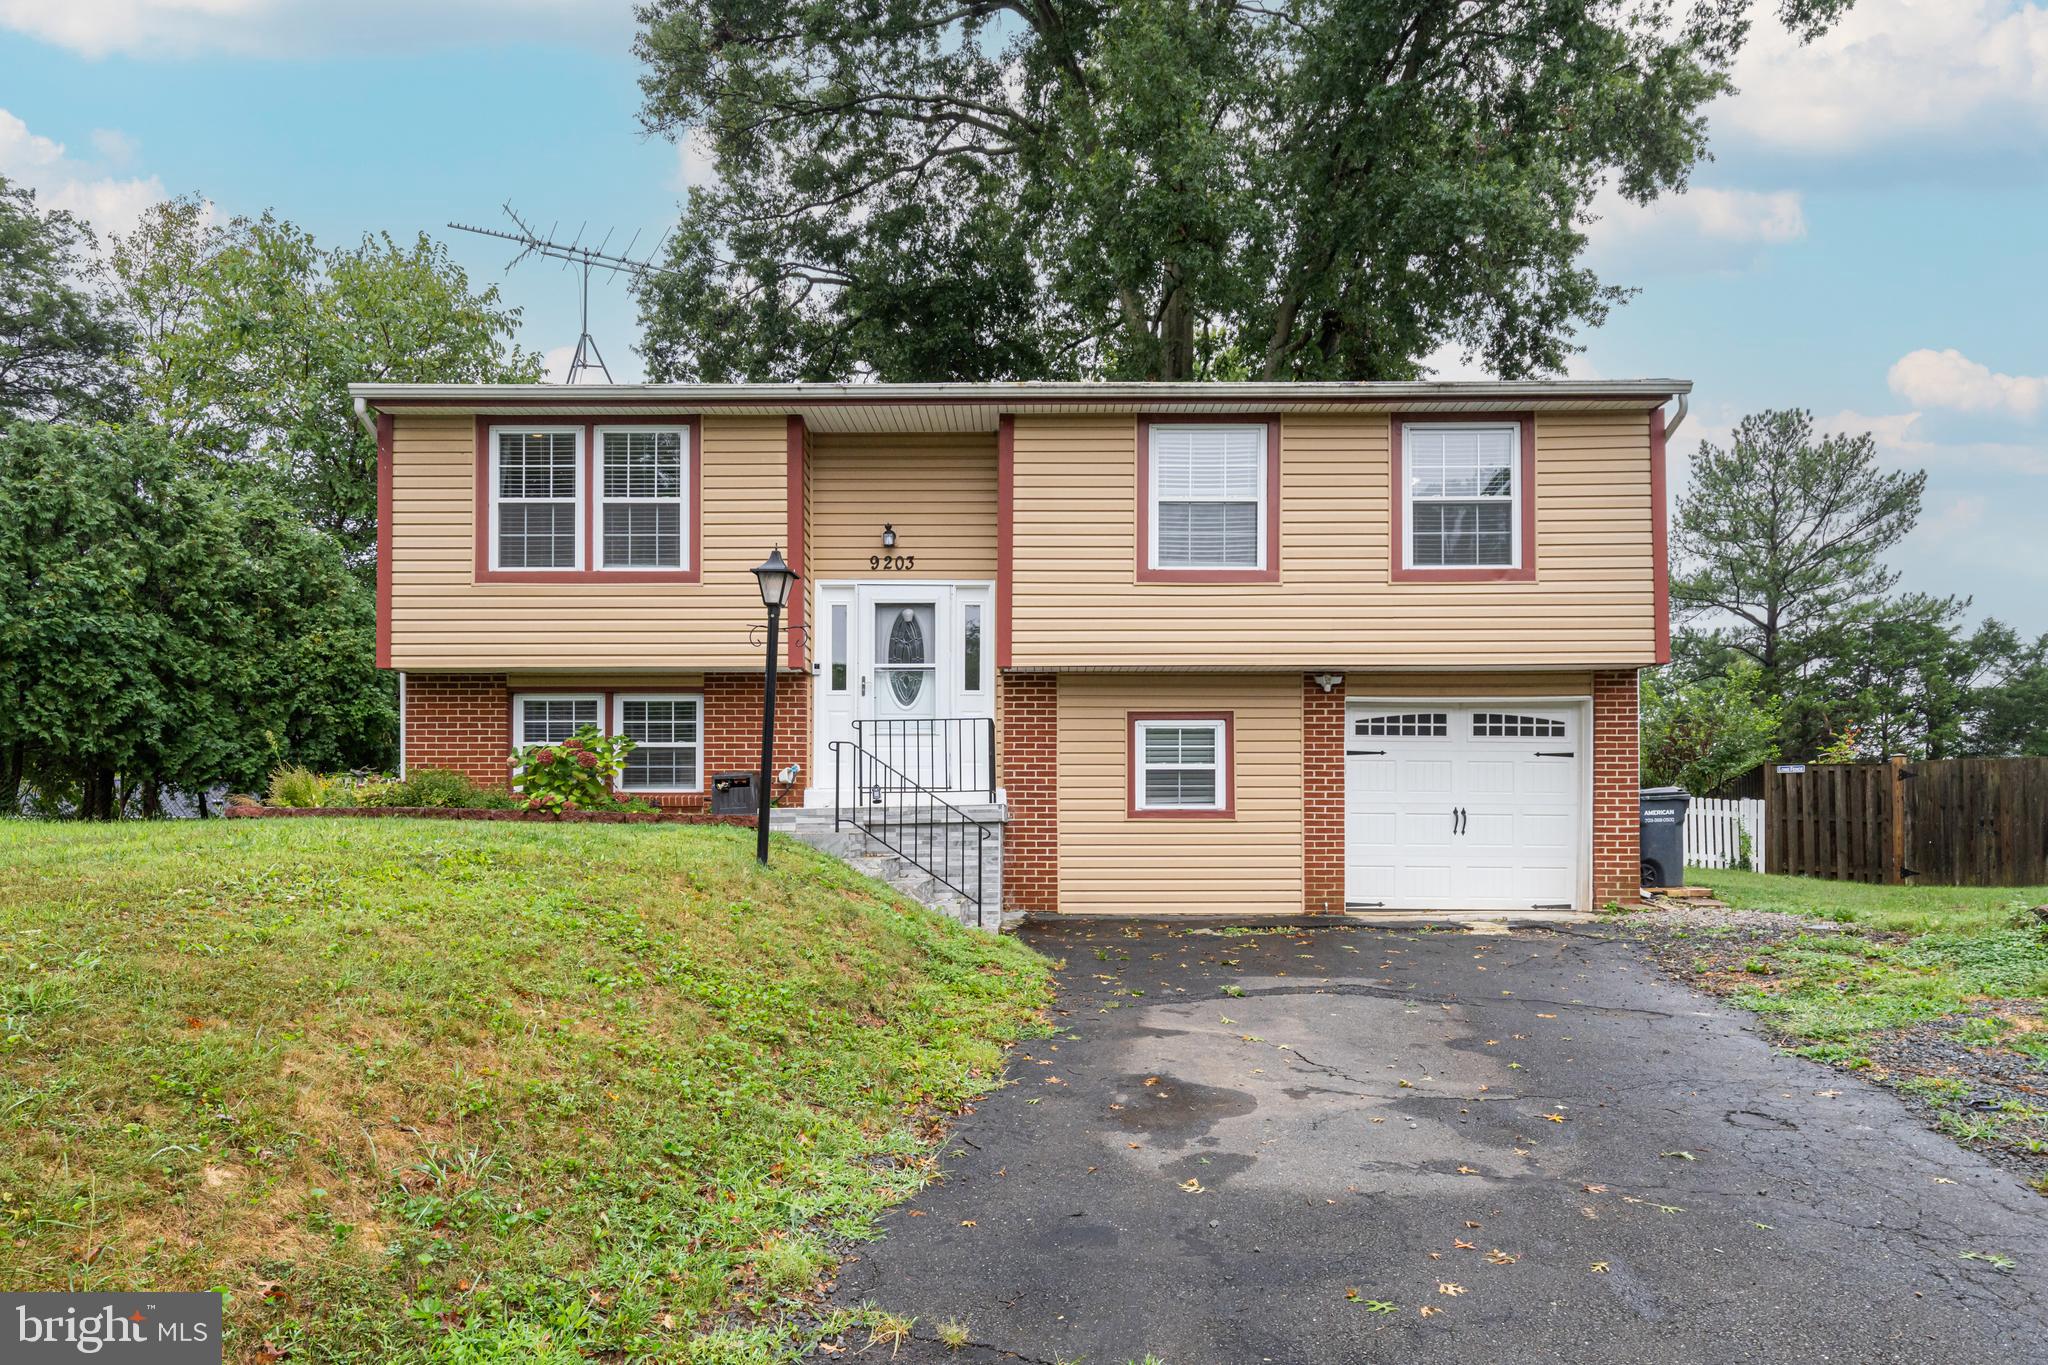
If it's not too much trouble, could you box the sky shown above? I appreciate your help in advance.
[1,0,2043,631]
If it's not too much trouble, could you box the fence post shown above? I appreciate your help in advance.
[1886,753,1907,885]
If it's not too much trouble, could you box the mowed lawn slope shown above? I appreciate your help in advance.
[0,819,1051,1362]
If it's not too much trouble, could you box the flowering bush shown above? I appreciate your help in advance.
[510,726,638,813]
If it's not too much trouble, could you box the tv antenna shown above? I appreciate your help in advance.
[448,204,675,384]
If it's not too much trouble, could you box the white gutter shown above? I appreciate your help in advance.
[345,377,1692,407]
[352,395,377,437]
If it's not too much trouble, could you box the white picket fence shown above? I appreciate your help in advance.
[1685,796,1767,871]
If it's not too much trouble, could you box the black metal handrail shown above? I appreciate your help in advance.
[831,739,996,930]
[849,717,997,801]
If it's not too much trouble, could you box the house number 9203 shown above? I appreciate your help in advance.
[870,554,916,571]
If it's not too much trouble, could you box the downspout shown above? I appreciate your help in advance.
[353,395,377,438]
[1663,393,1688,440]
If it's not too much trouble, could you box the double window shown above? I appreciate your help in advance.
[488,425,692,574]
[1130,715,1232,816]
[1145,423,1271,573]
[1401,421,1523,571]
[511,693,702,793]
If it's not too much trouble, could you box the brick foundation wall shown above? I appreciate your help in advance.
[1592,668,1643,907]
[400,671,809,809]
[699,672,811,810]
[403,674,511,787]
[1303,675,1346,913]
[1000,672,1058,914]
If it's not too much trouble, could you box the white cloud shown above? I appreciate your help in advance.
[672,128,718,192]
[89,128,140,164]
[1817,406,2048,476]
[542,345,578,383]
[1589,185,1806,248]
[0,0,634,58]
[0,108,165,236]
[1580,184,1806,277]
[1721,0,2048,153]
[1920,493,1990,546]
[1887,348,2047,420]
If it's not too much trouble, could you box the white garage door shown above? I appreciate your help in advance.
[1345,703,1584,911]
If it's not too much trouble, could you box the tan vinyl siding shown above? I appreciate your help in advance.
[1010,411,1655,669]
[1345,671,1594,698]
[806,431,998,579]
[1057,674,1303,914]
[387,414,786,670]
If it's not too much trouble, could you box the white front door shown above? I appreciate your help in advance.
[809,581,996,805]
[1345,702,1585,910]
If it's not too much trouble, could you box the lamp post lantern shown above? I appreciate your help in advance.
[750,547,799,864]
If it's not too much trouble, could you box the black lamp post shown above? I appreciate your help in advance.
[750,547,799,864]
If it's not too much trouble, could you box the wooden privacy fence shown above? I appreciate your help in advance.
[1686,797,1767,871]
[1764,756,2048,886]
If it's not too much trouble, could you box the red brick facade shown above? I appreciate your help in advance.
[1592,668,1644,907]
[1303,675,1346,913]
[403,674,511,787]
[401,671,808,809]
[999,672,1058,914]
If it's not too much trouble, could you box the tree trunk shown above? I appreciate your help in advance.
[1157,285,1197,381]
[81,767,118,821]
[141,780,163,819]
[0,742,21,816]
[197,790,210,819]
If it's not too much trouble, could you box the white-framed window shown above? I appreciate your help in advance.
[490,427,584,571]
[1148,424,1267,570]
[1133,717,1229,812]
[1402,422,1521,570]
[596,426,689,571]
[514,693,602,746]
[613,693,703,793]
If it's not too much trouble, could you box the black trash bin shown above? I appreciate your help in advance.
[711,771,757,816]
[1639,787,1691,889]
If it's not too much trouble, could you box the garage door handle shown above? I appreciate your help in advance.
[1453,806,1465,835]
[1535,750,1574,758]
[1346,749,1387,756]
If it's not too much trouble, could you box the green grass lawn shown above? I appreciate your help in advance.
[0,818,1052,1363]
[1687,864,2048,935]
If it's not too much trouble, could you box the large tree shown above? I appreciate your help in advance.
[0,175,129,420]
[1672,409,1925,695]
[631,0,1856,382]
[104,200,543,562]
[0,420,390,816]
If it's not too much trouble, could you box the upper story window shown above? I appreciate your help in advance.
[482,421,696,578]
[1401,422,1523,571]
[599,428,688,570]
[492,429,582,570]
[1146,423,1270,572]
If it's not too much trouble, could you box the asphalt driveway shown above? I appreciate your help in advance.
[833,918,2047,1364]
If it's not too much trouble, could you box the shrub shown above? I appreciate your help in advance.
[267,765,341,808]
[509,726,636,814]
[367,768,517,810]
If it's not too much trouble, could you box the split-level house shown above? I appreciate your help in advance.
[351,379,1685,919]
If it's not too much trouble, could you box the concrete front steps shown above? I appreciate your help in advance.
[774,806,1009,932]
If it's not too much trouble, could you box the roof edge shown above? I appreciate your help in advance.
[348,378,1691,408]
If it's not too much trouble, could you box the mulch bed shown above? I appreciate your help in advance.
[225,805,757,826]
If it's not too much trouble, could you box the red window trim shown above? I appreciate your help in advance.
[1127,710,1236,820]
[1135,414,1282,584]
[1388,410,1537,584]
[473,415,703,583]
